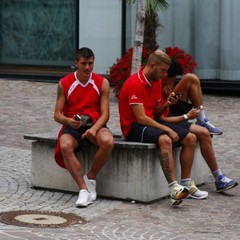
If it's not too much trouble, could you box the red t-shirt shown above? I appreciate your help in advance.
[55,71,104,168]
[118,67,162,138]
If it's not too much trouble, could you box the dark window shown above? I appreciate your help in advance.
[0,0,77,67]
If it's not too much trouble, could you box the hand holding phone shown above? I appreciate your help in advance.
[173,92,181,99]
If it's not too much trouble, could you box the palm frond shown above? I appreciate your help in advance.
[127,0,169,13]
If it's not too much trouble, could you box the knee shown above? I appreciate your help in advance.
[186,73,200,85]
[60,140,74,155]
[99,133,114,151]
[181,133,197,147]
[197,127,211,141]
[184,133,197,147]
[105,135,114,150]
[158,134,172,150]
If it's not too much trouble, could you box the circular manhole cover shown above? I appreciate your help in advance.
[0,210,86,228]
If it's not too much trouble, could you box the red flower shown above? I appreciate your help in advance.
[165,47,197,74]
[108,46,197,97]
[108,47,151,97]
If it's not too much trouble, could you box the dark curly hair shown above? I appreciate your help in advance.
[167,58,183,77]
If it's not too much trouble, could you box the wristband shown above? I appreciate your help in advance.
[183,114,189,121]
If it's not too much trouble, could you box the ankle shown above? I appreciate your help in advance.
[168,181,178,191]
[86,173,96,180]
[180,178,191,187]
[212,169,223,181]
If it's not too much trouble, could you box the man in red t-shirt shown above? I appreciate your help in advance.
[54,47,114,207]
[119,49,207,206]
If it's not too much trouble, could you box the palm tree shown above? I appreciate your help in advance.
[129,0,168,51]
[127,0,169,74]
[130,0,147,74]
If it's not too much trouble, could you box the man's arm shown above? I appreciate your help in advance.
[53,82,80,129]
[153,100,170,118]
[160,108,200,123]
[131,104,179,142]
[54,82,68,124]
[153,92,177,118]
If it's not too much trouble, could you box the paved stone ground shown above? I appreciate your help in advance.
[0,78,239,240]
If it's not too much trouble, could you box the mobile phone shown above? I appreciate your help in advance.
[74,114,82,121]
[173,92,181,99]
[195,105,203,110]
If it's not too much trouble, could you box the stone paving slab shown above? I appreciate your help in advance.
[0,78,240,240]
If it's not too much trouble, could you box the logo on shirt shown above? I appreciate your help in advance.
[131,95,138,100]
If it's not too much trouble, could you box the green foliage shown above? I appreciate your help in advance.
[127,0,169,13]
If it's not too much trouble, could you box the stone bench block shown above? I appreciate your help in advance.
[24,134,209,203]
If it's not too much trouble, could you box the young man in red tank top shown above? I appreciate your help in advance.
[54,47,114,207]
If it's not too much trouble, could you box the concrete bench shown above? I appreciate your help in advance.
[24,133,209,203]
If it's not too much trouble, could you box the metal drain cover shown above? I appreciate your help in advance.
[0,210,86,228]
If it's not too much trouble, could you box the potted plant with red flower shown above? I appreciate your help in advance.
[108,46,197,97]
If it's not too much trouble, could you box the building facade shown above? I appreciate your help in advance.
[0,0,240,86]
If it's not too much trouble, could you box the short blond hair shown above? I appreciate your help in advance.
[147,49,171,66]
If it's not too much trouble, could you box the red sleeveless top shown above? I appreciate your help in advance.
[54,71,104,168]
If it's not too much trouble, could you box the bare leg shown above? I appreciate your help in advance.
[174,74,222,134]
[158,134,194,204]
[60,134,87,189]
[173,73,203,107]
[179,133,196,179]
[189,124,219,171]
[158,133,196,183]
[60,128,114,189]
[86,128,114,180]
[158,134,176,184]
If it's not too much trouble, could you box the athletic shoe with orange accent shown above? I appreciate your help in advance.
[170,184,189,206]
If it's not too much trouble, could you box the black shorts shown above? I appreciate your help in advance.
[156,120,192,147]
[62,126,91,151]
[170,100,193,116]
[126,122,189,147]
[126,122,165,143]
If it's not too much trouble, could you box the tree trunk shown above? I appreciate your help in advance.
[131,0,146,75]
[144,9,160,52]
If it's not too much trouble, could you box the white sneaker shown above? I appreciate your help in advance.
[84,174,97,201]
[76,189,93,207]
[188,181,208,199]
[170,184,189,206]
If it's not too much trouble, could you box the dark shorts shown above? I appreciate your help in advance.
[170,100,193,116]
[62,126,91,151]
[126,121,190,147]
[126,122,165,143]
[156,120,192,147]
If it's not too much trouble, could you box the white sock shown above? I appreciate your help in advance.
[180,178,191,187]
[197,107,207,122]
[212,169,223,181]
[168,181,178,192]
